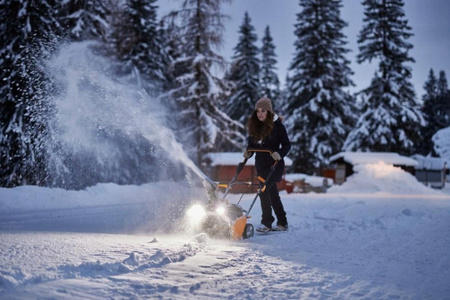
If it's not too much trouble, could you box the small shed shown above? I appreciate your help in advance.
[203,152,293,193]
[412,155,448,189]
[327,152,418,184]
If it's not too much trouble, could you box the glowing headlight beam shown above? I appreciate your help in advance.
[186,204,207,224]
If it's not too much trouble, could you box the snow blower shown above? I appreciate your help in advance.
[185,149,279,240]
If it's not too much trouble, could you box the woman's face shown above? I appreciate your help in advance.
[256,108,268,122]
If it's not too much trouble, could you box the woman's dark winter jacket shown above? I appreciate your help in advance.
[247,117,291,182]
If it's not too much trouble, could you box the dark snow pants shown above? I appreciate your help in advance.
[259,178,288,228]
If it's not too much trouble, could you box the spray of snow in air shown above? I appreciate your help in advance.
[47,42,203,178]
[44,41,212,232]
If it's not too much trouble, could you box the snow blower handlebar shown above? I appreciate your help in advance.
[220,149,277,198]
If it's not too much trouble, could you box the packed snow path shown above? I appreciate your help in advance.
[1,231,377,299]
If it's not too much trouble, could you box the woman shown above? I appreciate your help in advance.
[244,97,291,232]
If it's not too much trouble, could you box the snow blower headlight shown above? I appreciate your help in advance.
[186,204,207,224]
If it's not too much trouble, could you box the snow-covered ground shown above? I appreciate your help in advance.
[1,163,450,299]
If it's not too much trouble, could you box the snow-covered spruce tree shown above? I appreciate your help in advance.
[343,0,425,155]
[419,69,444,155]
[260,26,281,104]
[109,0,168,95]
[284,0,356,173]
[278,74,292,116]
[166,0,244,165]
[58,0,110,41]
[437,70,450,126]
[157,18,181,92]
[226,12,261,125]
[0,0,61,187]
[424,70,450,157]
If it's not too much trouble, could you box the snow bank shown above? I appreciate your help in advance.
[0,181,209,233]
[0,182,191,211]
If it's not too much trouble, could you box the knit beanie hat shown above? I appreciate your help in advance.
[255,97,273,113]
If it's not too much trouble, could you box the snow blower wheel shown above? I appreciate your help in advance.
[242,223,254,239]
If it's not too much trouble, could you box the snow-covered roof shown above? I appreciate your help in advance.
[204,152,293,166]
[329,152,418,167]
[412,155,448,170]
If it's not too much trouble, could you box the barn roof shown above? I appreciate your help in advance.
[329,152,418,167]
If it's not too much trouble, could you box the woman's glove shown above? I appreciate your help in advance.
[271,151,281,161]
[243,150,251,159]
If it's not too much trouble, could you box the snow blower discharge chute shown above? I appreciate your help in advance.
[186,149,279,240]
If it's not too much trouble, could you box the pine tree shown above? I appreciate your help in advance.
[260,26,281,104]
[423,70,450,157]
[0,0,61,187]
[109,0,167,95]
[157,18,181,92]
[279,74,292,116]
[226,12,261,125]
[58,0,109,41]
[420,69,439,155]
[167,0,244,165]
[284,0,356,173]
[437,70,450,126]
[344,0,425,155]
